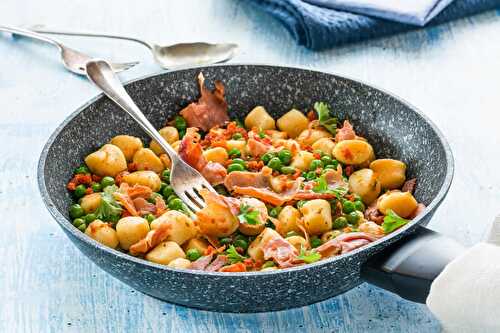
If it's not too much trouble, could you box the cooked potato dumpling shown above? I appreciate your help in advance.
[133,148,164,173]
[377,191,418,218]
[168,258,192,269]
[85,144,127,177]
[151,211,198,245]
[370,159,406,189]
[286,235,308,251]
[276,206,302,237]
[248,228,282,261]
[203,147,229,164]
[159,154,172,169]
[225,139,247,156]
[171,140,181,152]
[149,126,180,155]
[358,221,384,237]
[333,140,375,165]
[183,238,209,254]
[116,216,150,250]
[296,129,332,146]
[321,230,341,243]
[238,198,267,236]
[196,198,239,238]
[277,109,309,138]
[146,241,186,265]
[311,138,336,157]
[80,193,101,214]
[110,135,143,162]
[85,220,119,248]
[299,199,332,235]
[267,130,288,142]
[245,106,276,131]
[290,151,315,171]
[348,168,381,204]
[122,170,161,192]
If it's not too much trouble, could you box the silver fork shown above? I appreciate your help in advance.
[85,59,217,213]
[0,25,138,75]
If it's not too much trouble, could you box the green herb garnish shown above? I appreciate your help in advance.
[314,102,337,135]
[226,245,247,264]
[312,174,348,198]
[296,246,321,264]
[238,204,261,225]
[382,209,409,233]
[94,185,122,222]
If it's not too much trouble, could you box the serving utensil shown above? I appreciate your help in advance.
[85,59,216,213]
[0,25,138,75]
[32,26,238,69]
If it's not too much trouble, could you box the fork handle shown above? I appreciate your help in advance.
[85,59,179,161]
[0,25,63,50]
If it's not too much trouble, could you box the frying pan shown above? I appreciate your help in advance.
[38,64,463,312]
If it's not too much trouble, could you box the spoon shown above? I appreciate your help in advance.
[31,25,238,69]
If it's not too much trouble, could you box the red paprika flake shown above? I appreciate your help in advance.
[85,187,94,195]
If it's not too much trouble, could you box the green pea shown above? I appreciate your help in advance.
[258,131,266,138]
[74,184,87,198]
[219,237,232,245]
[297,200,307,209]
[342,200,355,214]
[305,171,317,180]
[333,216,348,229]
[168,198,184,211]
[91,182,102,192]
[232,132,243,140]
[186,248,202,261]
[74,165,90,175]
[285,231,300,238]
[161,170,171,182]
[227,163,245,173]
[162,185,174,198]
[159,182,168,193]
[84,213,96,224]
[234,234,248,242]
[260,152,275,164]
[324,164,337,170]
[269,206,282,218]
[73,218,85,227]
[330,159,339,169]
[100,176,115,189]
[69,204,85,219]
[267,157,282,171]
[231,158,246,167]
[234,239,248,250]
[310,237,322,248]
[167,194,178,203]
[347,211,363,225]
[354,201,365,212]
[278,149,292,165]
[228,148,241,158]
[281,166,296,175]
[321,155,333,166]
[77,224,87,232]
[262,261,276,269]
[309,159,323,171]
[145,214,155,224]
[174,115,187,130]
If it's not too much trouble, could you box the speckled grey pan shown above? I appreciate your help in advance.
[38,64,458,312]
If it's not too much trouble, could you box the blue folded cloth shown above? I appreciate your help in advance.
[246,0,500,50]
[305,0,455,26]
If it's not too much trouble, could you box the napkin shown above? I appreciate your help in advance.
[303,0,455,26]
[246,0,500,50]
[426,215,500,332]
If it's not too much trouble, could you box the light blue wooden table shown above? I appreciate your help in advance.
[1,1,500,332]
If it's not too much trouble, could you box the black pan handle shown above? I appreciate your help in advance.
[361,226,466,303]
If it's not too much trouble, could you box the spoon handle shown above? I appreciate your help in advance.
[85,59,179,162]
[31,26,154,50]
[0,25,63,50]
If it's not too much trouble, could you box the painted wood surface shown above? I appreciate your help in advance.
[1,1,500,332]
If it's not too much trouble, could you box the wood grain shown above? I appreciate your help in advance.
[1,1,499,331]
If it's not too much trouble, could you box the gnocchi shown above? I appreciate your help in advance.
[133,148,164,173]
[149,126,180,155]
[122,171,162,192]
[370,159,407,189]
[277,109,309,138]
[244,106,276,131]
[85,144,127,177]
[146,241,186,265]
[116,216,150,250]
[110,135,143,162]
[333,140,375,165]
[299,199,332,235]
[377,191,418,218]
[348,168,381,204]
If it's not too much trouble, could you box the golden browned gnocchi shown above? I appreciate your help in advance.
[311,137,336,156]
[245,106,276,131]
[80,193,101,214]
[133,148,164,173]
[116,216,150,250]
[146,241,186,265]
[290,150,315,171]
[122,170,161,192]
[333,139,375,165]
[299,199,332,235]
[296,129,332,146]
[110,135,143,161]
[149,126,180,155]
[85,144,127,177]
[277,109,310,138]
[85,220,119,248]
[203,147,229,164]
[151,211,198,245]
[377,191,418,218]
[370,159,407,189]
[348,168,381,204]
[276,206,302,237]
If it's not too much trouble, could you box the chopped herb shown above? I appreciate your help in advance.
[314,102,337,135]
[259,130,266,138]
[94,185,122,222]
[382,210,409,233]
[238,204,261,225]
[296,246,321,264]
[312,174,348,198]
[226,245,247,264]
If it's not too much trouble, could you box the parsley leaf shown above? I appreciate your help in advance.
[312,174,348,198]
[226,245,247,264]
[382,209,409,234]
[238,204,261,225]
[296,246,321,264]
[314,102,337,135]
[95,185,122,222]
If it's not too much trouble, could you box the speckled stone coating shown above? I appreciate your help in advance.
[38,64,453,313]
